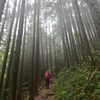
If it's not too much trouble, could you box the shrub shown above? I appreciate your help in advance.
[54,63,100,100]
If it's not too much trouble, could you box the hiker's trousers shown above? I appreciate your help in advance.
[45,79,49,89]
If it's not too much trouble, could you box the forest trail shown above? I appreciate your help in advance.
[35,77,57,100]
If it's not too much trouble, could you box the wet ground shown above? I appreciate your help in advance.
[35,78,57,100]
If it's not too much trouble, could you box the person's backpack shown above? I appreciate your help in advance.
[45,71,50,79]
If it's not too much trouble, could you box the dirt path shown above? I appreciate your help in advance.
[35,78,57,100]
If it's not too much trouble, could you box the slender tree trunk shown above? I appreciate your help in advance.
[0,0,17,96]
[17,8,27,100]
[0,0,9,43]
[0,0,6,21]
[63,3,79,65]
[45,22,48,70]
[84,0,100,39]
[53,33,58,76]
[49,33,52,75]
[72,0,85,60]
[33,0,41,95]
[80,3,95,48]
[41,29,45,73]
[72,0,95,66]
[59,14,70,67]
[10,0,25,99]
[2,2,20,99]
[57,1,72,66]
[29,0,36,99]
[69,6,82,62]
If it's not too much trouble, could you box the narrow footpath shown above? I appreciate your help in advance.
[35,78,57,100]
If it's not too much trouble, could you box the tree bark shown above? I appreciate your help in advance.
[29,0,36,99]
[84,0,100,39]
[0,0,9,43]
[2,2,20,99]
[0,0,17,96]
[10,0,25,99]
[0,0,6,21]
[17,7,27,100]
[33,0,41,96]
[73,0,95,66]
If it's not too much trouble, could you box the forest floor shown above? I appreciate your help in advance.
[35,77,57,100]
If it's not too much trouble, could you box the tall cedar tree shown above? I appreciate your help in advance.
[0,0,17,97]
[10,0,25,99]
[72,0,95,66]
[84,0,100,39]
[33,0,41,96]
[29,0,36,99]
[17,7,27,100]
[2,2,20,99]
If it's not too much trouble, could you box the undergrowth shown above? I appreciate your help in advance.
[55,63,100,100]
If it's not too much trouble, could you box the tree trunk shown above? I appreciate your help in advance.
[29,0,36,99]
[33,0,41,96]
[2,2,20,99]
[49,33,53,75]
[17,7,27,100]
[0,0,17,96]
[72,0,95,66]
[57,0,72,66]
[84,0,100,39]
[0,0,6,21]
[0,0,9,43]
[10,0,25,99]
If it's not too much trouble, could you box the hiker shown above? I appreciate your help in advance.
[44,70,50,89]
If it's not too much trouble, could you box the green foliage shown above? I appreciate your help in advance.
[54,63,100,100]
[91,49,100,66]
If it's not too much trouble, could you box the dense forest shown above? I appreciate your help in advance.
[0,0,100,100]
